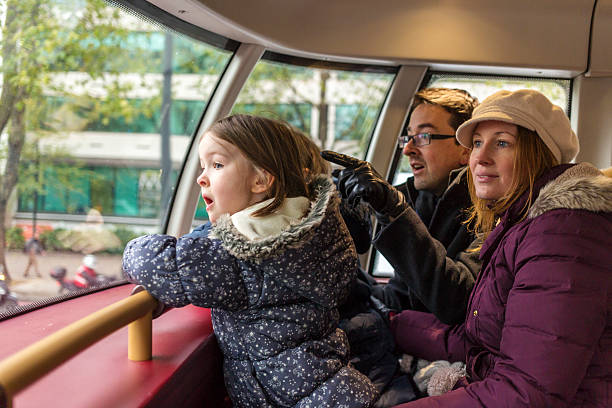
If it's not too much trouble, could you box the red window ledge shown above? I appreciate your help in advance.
[0,284,228,407]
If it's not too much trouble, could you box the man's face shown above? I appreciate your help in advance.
[404,104,470,196]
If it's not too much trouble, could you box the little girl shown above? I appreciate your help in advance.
[122,114,378,408]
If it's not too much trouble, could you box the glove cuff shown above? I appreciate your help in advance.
[375,191,409,227]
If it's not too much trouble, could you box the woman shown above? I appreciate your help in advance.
[391,89,612,407]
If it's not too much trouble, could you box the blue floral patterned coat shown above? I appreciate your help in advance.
[122,176,378,408]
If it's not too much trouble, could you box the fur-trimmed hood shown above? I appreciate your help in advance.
[210,175,337,261]
[529,162,612,218]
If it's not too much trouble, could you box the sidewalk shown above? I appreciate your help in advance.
[5,250,123,302]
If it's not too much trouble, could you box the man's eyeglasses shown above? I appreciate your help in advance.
[398,133,456,148]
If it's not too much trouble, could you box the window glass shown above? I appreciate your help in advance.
[0,0,232,314]
[373,74,570,277]
[232,58,395,158]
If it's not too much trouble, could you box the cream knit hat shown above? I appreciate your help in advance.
[456,89,579,163]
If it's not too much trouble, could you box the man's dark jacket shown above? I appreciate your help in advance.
[338,167,482,406]
[371,167,481,325]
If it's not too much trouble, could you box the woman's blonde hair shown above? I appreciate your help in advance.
[466,126,559,237]
[206,114,328,217]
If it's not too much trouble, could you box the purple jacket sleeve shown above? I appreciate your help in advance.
[391,310,467,363]
[457,215,608,407]
[392,211,610,407]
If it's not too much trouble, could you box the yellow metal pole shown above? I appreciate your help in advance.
[0,383,11,408]
[0,290,158,405]
[128,309,153,361]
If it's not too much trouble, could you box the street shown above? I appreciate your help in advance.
[5,250,123,302]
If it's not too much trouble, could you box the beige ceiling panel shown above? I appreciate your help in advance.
[587,0,612,77]
[166,0,594,74]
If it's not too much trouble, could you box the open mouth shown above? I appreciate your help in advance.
[411,162,425,172]
[202,195,213,206]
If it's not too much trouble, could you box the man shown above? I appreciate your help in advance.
[326,87,481,325]
[323,88,482,405]
[23,235,44,278]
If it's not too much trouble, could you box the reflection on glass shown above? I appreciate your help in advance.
[0,0,232,311]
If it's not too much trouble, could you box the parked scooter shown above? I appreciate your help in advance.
[0,269,18,313]
[50,255,115,294]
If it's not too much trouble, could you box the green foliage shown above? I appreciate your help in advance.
[109,226,141,253]
[6,227,25,250]
[39,228,67,251]
[250,60,312,81]
[0,0,163,277]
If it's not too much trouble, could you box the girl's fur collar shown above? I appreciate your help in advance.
[210,175,336,261]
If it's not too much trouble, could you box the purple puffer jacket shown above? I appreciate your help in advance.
[391,163,612,407]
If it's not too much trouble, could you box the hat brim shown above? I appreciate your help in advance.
[455,111,536,148]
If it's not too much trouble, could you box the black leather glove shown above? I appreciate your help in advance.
[333,169,373,254]
[322,150,408,224]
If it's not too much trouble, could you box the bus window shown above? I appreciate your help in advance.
[1,0,234,315]
[373,74,571,277]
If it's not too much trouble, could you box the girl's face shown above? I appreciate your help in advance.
[469,120,517,201]
[197,132,270,223]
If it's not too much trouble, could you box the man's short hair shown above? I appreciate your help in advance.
[411,88,479,131]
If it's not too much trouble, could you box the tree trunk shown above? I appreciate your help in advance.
[0,102,27,280]
[0,0,41,280]
[291,102,308,132]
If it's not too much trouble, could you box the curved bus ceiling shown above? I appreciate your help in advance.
[144,0,612,78]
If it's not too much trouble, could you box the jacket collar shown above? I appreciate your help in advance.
[230,196,310,240]
[404,166,468,204]
[529,162,612,218]
[480,163,611,262]
[210,175,335,261]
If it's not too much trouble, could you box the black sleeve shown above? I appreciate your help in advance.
[374,207,481,325]
[332,168,374,255]
[338,199,373,254]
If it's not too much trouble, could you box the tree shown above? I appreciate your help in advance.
[0,0,149,280]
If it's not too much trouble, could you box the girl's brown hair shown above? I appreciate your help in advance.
[466,125,559,238]
[206,114,329,217]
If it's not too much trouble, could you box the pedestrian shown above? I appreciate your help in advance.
[23,235,44,278]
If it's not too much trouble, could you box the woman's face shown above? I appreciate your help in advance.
[469,120,518,200]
